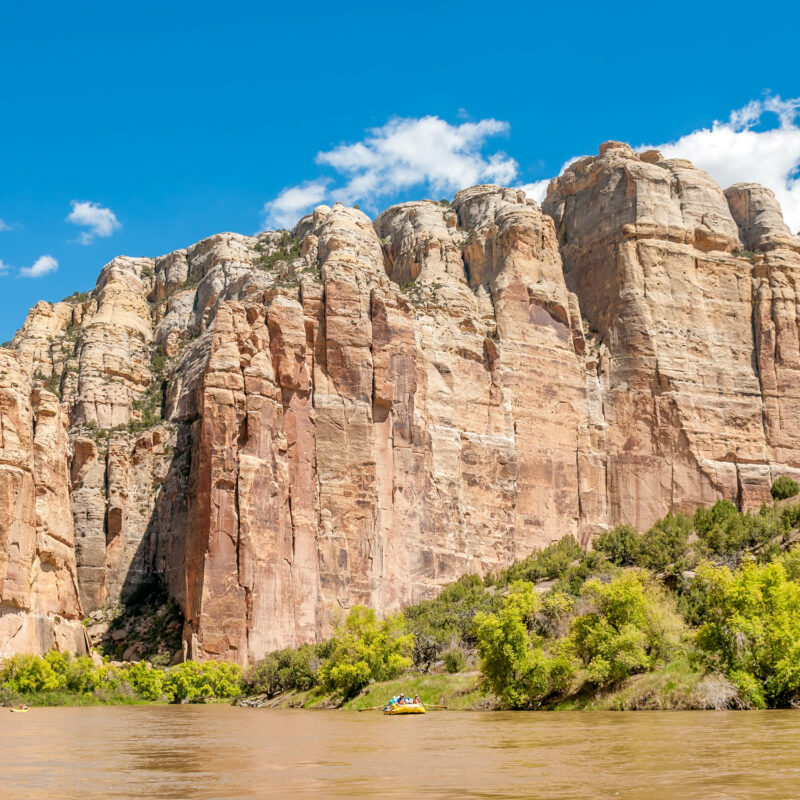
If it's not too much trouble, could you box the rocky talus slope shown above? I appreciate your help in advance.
[2,142,799,664]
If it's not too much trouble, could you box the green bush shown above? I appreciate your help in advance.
[242,646,317,697]
[442,648,466,674]
[637,513,690,571]
[64,656,101,693]
[693,500,783,557]
[0,654,65,693]
[779,545,800,582]
[693,559,800,708]
[403,573,496,647]
[163,660,242,703]
[125,661,165,701]
[594,525,640,566]
[475,582,577,709]
[569,572,683,686]
[772,476,799,501]
[318,606,413,699]
[498,535,584,585]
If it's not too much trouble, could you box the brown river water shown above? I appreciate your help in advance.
[1,706,800,799]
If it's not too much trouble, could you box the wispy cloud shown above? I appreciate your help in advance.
[19,254,58,278]
[650,94,800,233]
[263,179,330,230]
[262,116,518,230]
[67,200,121,244]
[0,219,12,232]
[0,259,10,275]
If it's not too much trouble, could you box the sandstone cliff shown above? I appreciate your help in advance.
[2,142,799,663]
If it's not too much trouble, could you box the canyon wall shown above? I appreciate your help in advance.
[2,142,799,663]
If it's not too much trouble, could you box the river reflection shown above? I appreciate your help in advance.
[2,706,800,799]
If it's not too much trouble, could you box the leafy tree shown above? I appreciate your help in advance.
[242,646,317,697]
[637,513,690,571]
[318,606,413,699]
[594,525,640,565]
[569,572,683,685]
[403,573,496,646]
[498,536,583,585]
[693,500,783,557]
[124,661,165,701]
[779,545,800,582]
[0,654,65,693]
[163,661,242,703]
[474,582,576,708]
[64,656,101,693]
[693,560,800,708]
[772,476,799,501]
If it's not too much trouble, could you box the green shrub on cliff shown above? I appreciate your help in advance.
[772,476,799,501]
[692,500,784,557]
[497,535,584,585]
[403,572,496,647]
[318,606,413,699]
[595,525,641,566]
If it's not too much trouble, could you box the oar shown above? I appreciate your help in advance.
[424,704,448,709]
[358,705,386,712]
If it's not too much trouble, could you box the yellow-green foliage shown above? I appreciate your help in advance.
[475,582,576,709]
[162,661,242,703]
[318,606,413,699]
[475,572,685,708]
[0,652,241,704]
[570,572,683,685]
[693,559,800,708]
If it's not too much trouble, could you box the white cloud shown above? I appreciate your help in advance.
[317,117,517,202]
[0,219,12,231]
[67,200,121,244]
[261,116,518,230]
[649,94,800,233]
[262,179,330,230]
[19,254,58,278]
[516,179,550,204]
[0,259,9,275]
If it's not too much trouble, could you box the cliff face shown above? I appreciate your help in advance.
[2,143,799,663]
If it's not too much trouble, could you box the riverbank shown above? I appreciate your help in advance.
[237,657,745,712]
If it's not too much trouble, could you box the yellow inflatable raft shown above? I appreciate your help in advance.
[383,703,425,715]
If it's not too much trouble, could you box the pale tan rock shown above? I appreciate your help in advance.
[543,142,800,526]
[0,351,86,657]
[725,183,800,253]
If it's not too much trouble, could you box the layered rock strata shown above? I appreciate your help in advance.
[2,143,799,662]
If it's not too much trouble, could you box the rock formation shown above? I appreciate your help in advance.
[2,142,799,664]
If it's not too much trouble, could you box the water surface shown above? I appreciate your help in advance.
[1,706,799,799]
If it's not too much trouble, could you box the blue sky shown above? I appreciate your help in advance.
[1,0,798,341]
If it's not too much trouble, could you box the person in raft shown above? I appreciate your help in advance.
[413,695,422,706]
